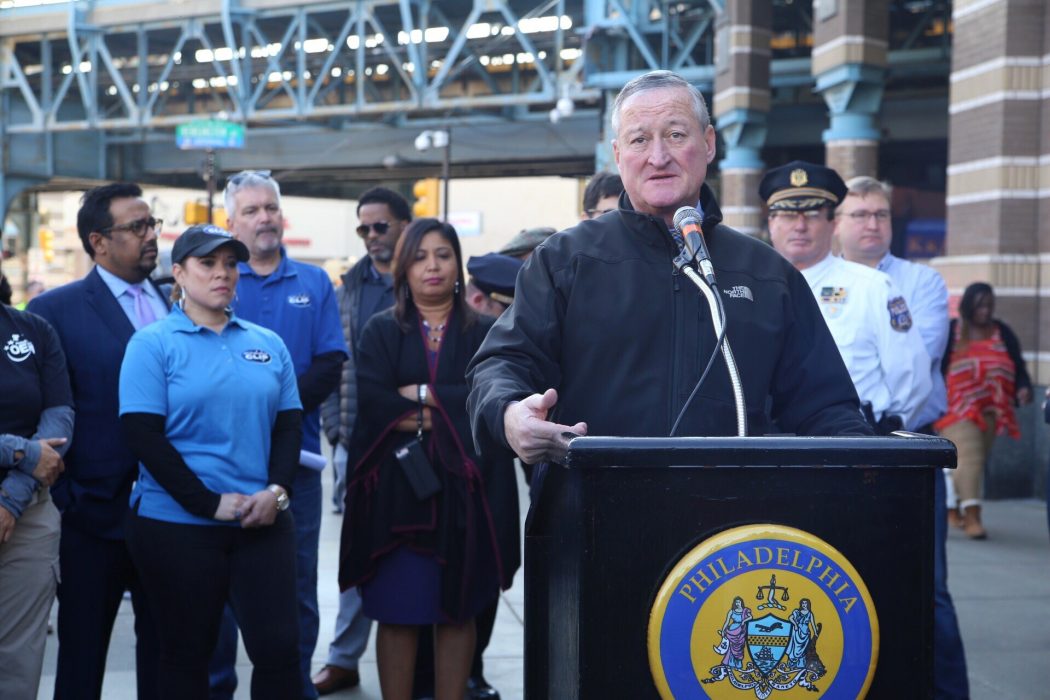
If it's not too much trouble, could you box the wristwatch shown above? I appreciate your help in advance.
[267,484,290,511]
[417,383,429,405]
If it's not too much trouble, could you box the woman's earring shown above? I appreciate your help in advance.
[178,286,187,310]
[454,280,460,295]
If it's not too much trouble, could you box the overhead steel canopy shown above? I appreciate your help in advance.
[1,0,950,210]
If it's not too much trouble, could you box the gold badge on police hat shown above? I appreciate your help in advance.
[790,169,808,187]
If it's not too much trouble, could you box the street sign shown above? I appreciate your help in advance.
[176,119,245,150]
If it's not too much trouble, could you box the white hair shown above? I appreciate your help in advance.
[223,170,281,216]
[610,70,711,136]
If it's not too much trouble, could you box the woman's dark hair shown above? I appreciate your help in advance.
[392,218,475,332]
[958,282,994,324]
[76,182,144,258]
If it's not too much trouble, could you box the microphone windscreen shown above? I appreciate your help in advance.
[673,206,703,231]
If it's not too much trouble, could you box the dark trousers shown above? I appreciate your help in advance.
[210,468,322,699]
[934,469,970,699]
[54,524,159,700]
[471,600,498,679]
[126,511,301,700]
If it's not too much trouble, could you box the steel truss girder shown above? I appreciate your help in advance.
[581,0,719,87]
[1,0,603,134]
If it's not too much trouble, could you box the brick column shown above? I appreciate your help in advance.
[811,0,888,180]
[934,0,1049,382]
[712,0,771,236]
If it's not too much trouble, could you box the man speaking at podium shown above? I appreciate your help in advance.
[466,70,871,481]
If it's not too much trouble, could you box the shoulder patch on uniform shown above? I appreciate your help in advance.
[887,296,913,332]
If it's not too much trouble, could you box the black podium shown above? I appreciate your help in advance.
[524,435,955,699]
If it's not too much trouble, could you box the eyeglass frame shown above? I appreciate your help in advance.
[841,209,892,223]
[356,221,392,237]
[98,217,164,238]
[768,209,830,223]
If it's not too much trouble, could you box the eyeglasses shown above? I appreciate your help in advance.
[356,221,391,237]
[228,169,273,185]
[585,207,616,218]
[770,210,826,224]
[844,209,891,223]
[99,217,163,238]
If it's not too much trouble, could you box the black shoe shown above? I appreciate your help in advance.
[467,676,500,700]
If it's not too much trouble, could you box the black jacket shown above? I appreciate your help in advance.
[466,185,870,453]
[340,307,520,621]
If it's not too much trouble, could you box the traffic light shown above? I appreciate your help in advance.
[412,178,440,219]
[184,201,209,225]
[38,228,55,263]
[184,201,227,227]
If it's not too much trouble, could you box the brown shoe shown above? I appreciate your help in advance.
[312,665,361,695]
[962,504,987,540]
[947,506,964,530]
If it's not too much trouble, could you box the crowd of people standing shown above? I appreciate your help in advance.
[0,68,1040,700]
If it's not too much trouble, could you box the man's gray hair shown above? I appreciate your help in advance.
[843,176,892,203]
[610,70,711,135]
[223,170,281,215]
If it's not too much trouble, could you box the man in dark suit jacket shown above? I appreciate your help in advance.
[29,182,167,700]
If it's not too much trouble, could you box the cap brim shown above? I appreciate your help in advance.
[177,238,250,263]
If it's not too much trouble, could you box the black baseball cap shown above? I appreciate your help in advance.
[171,224,250,264]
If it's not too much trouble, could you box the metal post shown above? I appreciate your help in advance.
[441,128,450,222]
[204,149,216,223]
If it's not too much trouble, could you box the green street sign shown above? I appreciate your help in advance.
[176,119,245,150]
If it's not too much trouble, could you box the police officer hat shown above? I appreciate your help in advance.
[758,160,848,212]
[497,226,556,259]
[171,224,250,265]
[467,253,522,306]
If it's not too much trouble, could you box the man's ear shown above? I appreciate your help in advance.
[88,231,107,258]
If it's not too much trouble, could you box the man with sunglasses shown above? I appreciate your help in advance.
[763,161,931,434]
[28,182,166,699]
[314,185,410,695]
[204,170,346,700]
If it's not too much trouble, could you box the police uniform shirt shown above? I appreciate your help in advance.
[233,250,348,453]
[118,305,301,526]
[877,252,949,429]
[800,254,932,428]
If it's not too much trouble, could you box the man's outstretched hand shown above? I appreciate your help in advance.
[503,388,587,465]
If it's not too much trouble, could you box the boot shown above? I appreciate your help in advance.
[947,506,964,530]
[962,504,987,539]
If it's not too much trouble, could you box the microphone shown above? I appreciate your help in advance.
[673,206,716,285]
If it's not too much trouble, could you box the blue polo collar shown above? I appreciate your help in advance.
[237,246,297,280]
[168,304,248,334]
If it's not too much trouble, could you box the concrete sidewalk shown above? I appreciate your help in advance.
[36,492,1049,699]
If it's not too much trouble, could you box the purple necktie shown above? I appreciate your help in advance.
[128,284,157,328]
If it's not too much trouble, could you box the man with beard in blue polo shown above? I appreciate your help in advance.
[208,170,347,700]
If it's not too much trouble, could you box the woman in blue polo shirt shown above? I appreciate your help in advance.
[119,224,303,700]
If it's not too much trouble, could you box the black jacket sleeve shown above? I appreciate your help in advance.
[268,409,303,493]
[297,351,345,414]
[997,320,1032,396]
[941,319,957,377]
[121,412,221,519]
